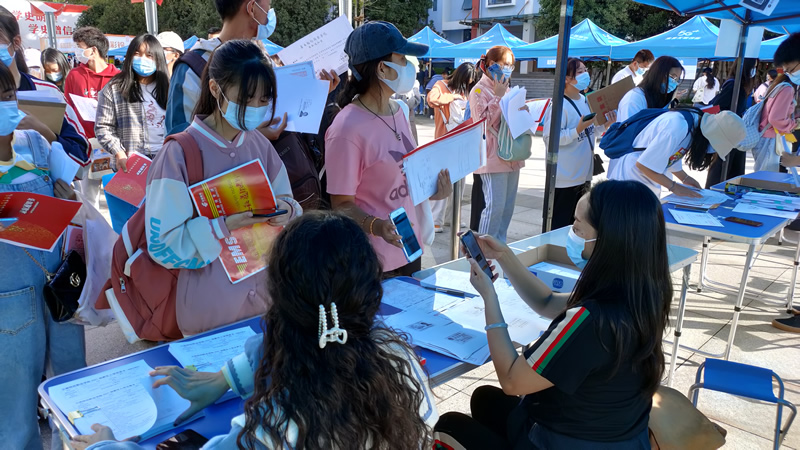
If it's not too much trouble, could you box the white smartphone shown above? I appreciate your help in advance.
[389,207,422,263]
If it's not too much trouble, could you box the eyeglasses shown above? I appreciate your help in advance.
[784,62,800,75]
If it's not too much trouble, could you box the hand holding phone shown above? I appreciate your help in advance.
[581,113,597,122]
[157,429,209,450]
[389,208,422,263]
[460,230,493,279]
[251,209,288,218]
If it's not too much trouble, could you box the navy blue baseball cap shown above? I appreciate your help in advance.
[345,21,428,74]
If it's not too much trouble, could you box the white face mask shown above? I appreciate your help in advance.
[380,59,415,94]
[77,47,92,65]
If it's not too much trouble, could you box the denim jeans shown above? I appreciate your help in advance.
[479,171,520,243]
[0,132,87,449]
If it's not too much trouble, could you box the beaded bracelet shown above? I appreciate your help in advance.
[360,214,373,230]
[485,322,509,331]
[368,217,379,236]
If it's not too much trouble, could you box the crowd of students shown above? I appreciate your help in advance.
[2,0,800,446]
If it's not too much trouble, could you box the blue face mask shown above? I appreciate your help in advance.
[566,226,595,270]
[661,77,679,94]
[0,44,14,68]
[252,2,276,40]
[635,67,646,76]
[0,101,26,136]
[574,72,591,91]
[218,90,270,131]
[132,56,157,77]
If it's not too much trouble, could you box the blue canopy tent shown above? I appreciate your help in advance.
[407,26,456,59]
[515,19,628,60]
[437,24,529,59]
[610,16,719,60]
[758,35,787,61]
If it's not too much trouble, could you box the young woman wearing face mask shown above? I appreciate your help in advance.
[542,58,616,230]
[326,21,451,277]
[41,48,70,91]
[95,34,170,173]
[0,61,87,450]
[616,56,685,123]
[433,180,671,449]
[470,45,521,243]
[142,39,300,336]
[755,69,778,104]
[608,109,745,198]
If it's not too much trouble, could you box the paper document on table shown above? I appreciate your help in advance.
[68,94,98,122]
[49,142,80,183]
[662,189,729,209]
[668,209,723,227]
[732,203,800,219]
[276,15,353,76]
[500,87,536,139]
[272,62,330,134]
[48,360,201,441]
[419,268,480,296]
[169,326,256,372]
[403,119,486,205]
[740,192,800,210]
[382,278,464,312]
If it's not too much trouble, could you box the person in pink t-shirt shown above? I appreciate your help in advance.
[326,21,452,276]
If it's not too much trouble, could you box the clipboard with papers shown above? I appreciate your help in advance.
[402,118,487,205]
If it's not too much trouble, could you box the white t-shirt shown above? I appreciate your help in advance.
[692,76,721,104]
[617,87,649,122]
[612,65,643,86]
[142,84,166,154]
[608,111,698,197]
[542,94,595,188]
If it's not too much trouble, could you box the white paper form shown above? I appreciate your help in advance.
[68,93,98,123]
[403,120,486,205]
[500,87,536,139]
[169,327,256,372]
[741,192,800,210]
[382,278,463,312]
[271,62,330,134]
[383,310,490,365]
[48,141,80,183]
[668,209,724,227]
[48,360,197,440]
[276,15,354,76]
[732,203,800,219]
[525,98,550,133]
[419,268,480,296]
[662,188,730,208]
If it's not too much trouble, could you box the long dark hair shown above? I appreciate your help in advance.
[447,62,478,96]
[0,58,17,95]
[702,67,715,90]
[676,106,714,171]
[112,34,169,109]
[336,53,392,111]
[0,11,27,73]
[638,56,684,109]
[727,58,757,93]
[568,180,672,397]
[239,211,431,449]
[194,40,277,129]
[41,48,69,85]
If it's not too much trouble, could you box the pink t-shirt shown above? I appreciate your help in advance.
[325,103,421,272]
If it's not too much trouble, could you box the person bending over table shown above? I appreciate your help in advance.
[433,180,671,449]
[71,211,437,450]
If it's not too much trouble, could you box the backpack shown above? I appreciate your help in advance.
[492,115,532,162]
[95,132,203,343]
[178,49,323,210]
[737,82,792,151]
[446,98,468,132]
[600,108,697,160]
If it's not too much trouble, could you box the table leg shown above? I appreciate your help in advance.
[668,264,691,387]
[724,243,756,361]
[698,236,711,293]
[787,240,800,314]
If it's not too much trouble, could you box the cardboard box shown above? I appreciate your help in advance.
[17,91,66,135]
[724,176,800,198]
[587,76,635,126]
[510,244,582,292]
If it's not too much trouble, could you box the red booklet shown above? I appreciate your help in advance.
[104,152,151,207]
[0,192,82,251]
[188,160,281,284]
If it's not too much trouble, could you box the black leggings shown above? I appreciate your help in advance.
[434,385,523,449]
[551,183,589,231]
[470,174,485,232]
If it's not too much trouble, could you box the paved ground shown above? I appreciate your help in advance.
[45,116,800,448]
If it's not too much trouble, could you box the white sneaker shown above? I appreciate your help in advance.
[434,225,444,233]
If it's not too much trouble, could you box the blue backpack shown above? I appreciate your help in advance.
[600,108,697,159]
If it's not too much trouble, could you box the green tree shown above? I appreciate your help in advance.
[270,0,332,47]
[536,0,687,42]
[362,0,433,37]
[76,0,146,36]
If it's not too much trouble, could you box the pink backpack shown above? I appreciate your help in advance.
[96,132,203,342]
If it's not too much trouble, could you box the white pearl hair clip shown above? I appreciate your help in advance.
[318,303,348,349]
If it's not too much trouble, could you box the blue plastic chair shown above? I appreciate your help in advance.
[689,359,796,449]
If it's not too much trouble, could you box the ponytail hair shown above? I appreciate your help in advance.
[703,68,714,90]
[335,53,392,112]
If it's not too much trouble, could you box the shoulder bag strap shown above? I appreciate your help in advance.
[164,132,204,185]
[563,95,594,151]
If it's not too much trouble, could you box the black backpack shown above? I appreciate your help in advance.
[175,50,323,211]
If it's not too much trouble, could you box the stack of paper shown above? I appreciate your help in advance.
[662,188,730,209]
[732,203,799,219]
[739,192,800,211]
[168,327,256,373]
[500,86,536,139]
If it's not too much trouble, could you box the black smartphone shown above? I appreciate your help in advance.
[581,113,597,122]
[251,209,288,218]
[156,429,209,450]
[460,230,493,279]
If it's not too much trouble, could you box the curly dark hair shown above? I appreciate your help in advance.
[239,211,432,449]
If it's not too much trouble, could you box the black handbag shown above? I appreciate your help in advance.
[25,249,86,322]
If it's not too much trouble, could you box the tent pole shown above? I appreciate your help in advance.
[720,13,749,179]
[542,0,574,233]
[605,59,612,87]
